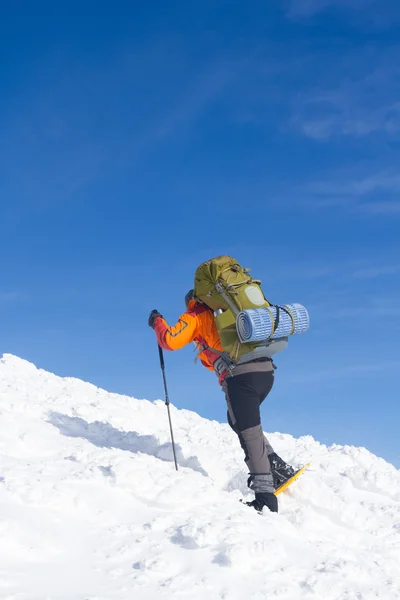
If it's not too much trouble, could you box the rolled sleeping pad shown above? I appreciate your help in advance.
[236,303,310,344]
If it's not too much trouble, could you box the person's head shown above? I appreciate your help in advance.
[185,289,195,308]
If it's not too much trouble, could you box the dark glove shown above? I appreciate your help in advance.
[148,309,163,328]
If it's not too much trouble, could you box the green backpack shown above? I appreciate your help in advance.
[194,255,282,363]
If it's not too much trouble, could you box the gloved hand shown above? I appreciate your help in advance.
[148,309,163,328]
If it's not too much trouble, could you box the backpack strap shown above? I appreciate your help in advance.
[215,282,240,315]
[192,340,235,373]
[271,304,295,336]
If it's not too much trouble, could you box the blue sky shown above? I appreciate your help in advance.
[1,0,399,466]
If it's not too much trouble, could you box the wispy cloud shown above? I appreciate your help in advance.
[308,172,400,198]
[303,170,400,215]
[293,81,400,140]
[352,265,400,279]
[359,201,400,215]
[312,294,400,321]
[131,57,246,153]
[290,38,400,140]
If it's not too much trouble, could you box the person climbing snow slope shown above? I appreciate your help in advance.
[148,274,296,514]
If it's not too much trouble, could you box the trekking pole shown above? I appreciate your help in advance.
[158,345,178,471]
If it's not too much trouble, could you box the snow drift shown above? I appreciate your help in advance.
[0,354,399,600]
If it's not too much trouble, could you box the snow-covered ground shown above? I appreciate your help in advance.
[0,354,399,600]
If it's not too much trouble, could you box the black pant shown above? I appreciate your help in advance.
[223,365,275,475]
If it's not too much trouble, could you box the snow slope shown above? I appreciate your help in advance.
[0,354,399,600]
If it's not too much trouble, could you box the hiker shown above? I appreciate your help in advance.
[148,291,295,513]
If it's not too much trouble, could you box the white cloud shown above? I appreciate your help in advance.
[294,94,400,141]
[303,170,400,216]
[291,49,400,140]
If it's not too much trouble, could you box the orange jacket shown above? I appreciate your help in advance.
[153,299,224,374]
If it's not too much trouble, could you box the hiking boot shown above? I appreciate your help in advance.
[268,452,296,489]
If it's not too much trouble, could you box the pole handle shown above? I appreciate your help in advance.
[158,344,165,371]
